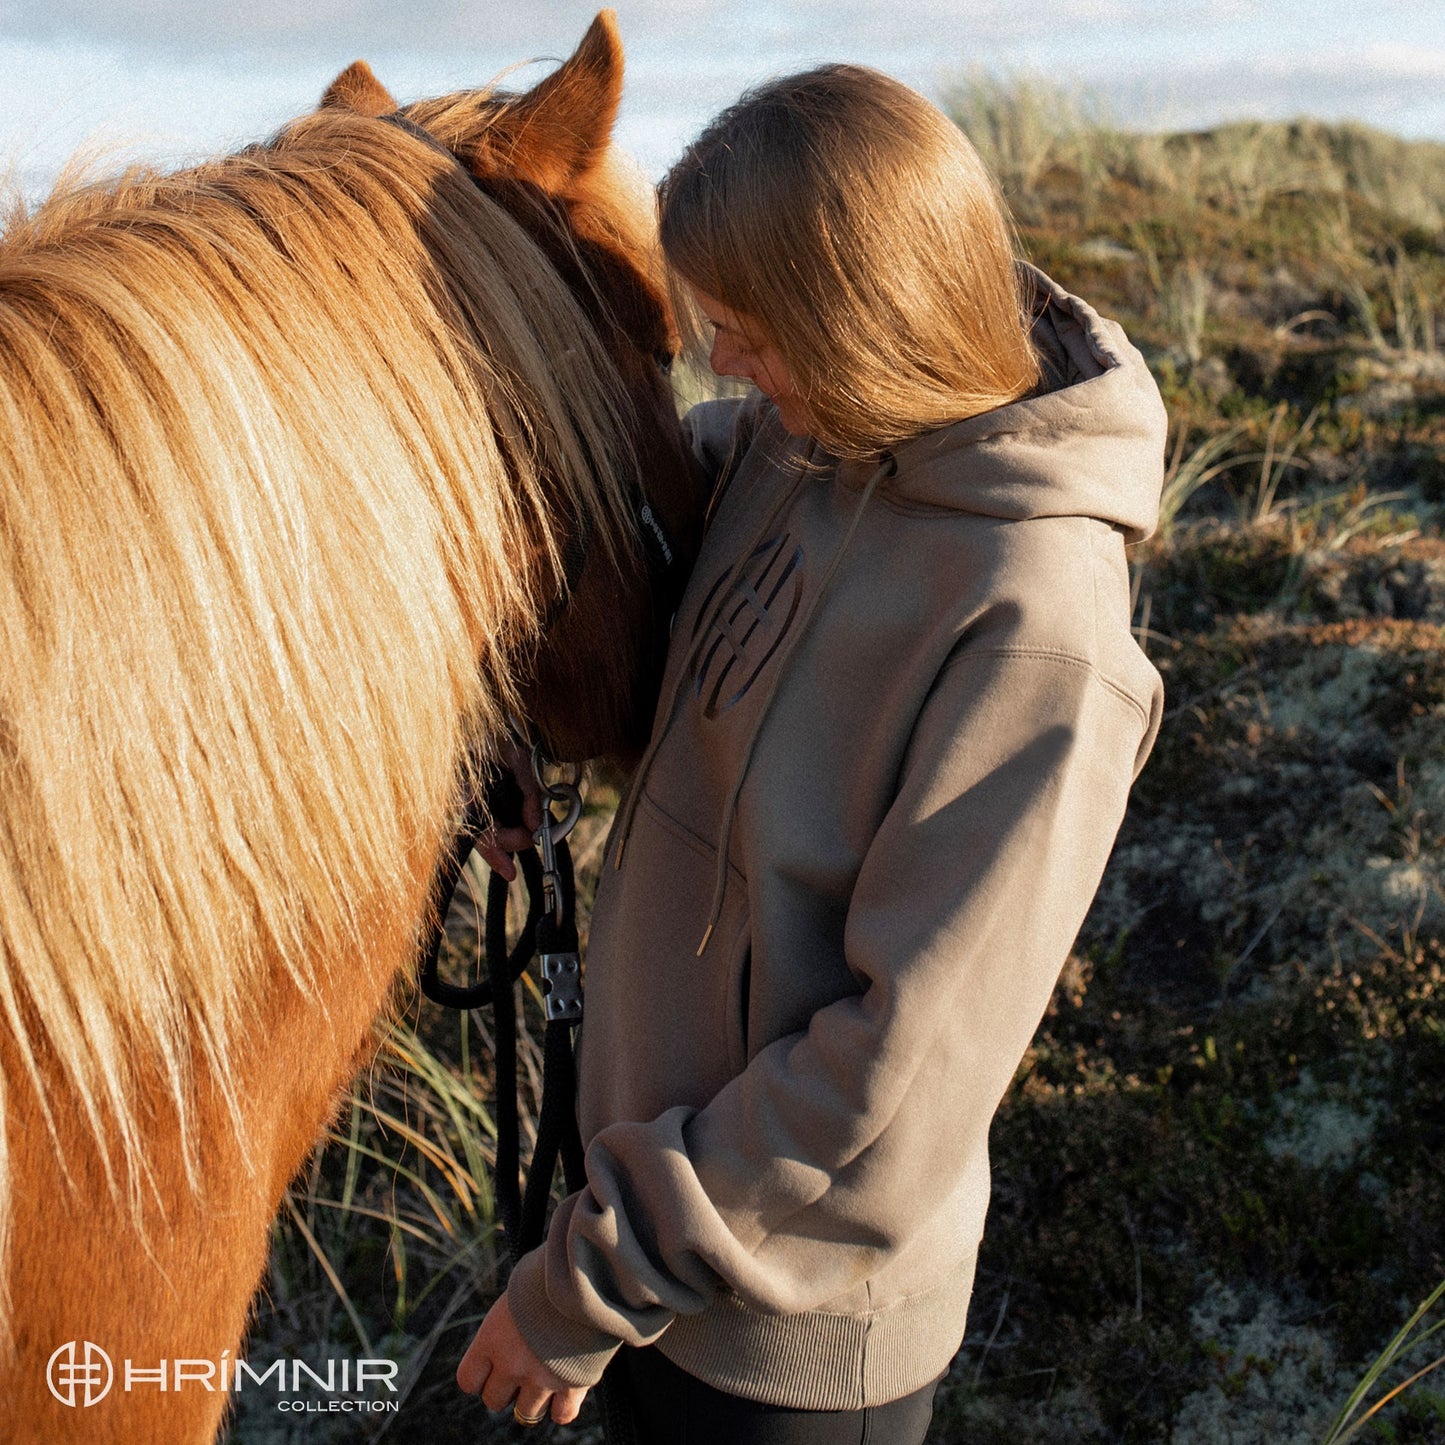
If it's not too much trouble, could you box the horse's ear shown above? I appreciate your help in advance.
[502,10,624,192]
[321,60,399,117]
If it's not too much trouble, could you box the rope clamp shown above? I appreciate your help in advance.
[541,952,583,1022]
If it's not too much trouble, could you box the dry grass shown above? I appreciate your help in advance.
[945,73,1445,234]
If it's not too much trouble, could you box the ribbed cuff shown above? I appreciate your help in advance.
[506,1247,621,1389]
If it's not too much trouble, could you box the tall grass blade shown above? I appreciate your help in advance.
[1321,1275,1445,1443]
[282,1193,376,1358]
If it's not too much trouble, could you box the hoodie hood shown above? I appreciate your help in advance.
[837,263,1167,544]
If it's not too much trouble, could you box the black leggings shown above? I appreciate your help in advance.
[618,1345,939,1445]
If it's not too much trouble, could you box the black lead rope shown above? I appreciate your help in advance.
[419,774,638,1445]
[417,769,584,1253]
[417,782,543,1014]
[480,834,587,1255]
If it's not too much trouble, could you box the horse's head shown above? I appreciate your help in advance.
[324,12,706,767]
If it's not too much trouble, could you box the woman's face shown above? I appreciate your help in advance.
[687,286,810,436]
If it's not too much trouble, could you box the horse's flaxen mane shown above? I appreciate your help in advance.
[0,105,639,1330]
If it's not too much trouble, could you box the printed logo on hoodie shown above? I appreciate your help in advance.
[692,534,804,718]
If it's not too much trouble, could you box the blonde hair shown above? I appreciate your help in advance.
[0,103,637,1330]
[659,65,1040,456]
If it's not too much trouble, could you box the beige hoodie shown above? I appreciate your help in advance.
[507,266,1168,1408]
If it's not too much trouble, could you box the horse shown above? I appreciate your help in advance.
[0,13,703,1441]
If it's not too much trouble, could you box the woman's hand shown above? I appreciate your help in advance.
[456,1293,588,1425]
[476,738,545,882]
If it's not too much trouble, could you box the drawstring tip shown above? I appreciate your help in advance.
[696,923,714,957]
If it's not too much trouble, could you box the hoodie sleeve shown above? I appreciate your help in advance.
[506,642,1160,1383]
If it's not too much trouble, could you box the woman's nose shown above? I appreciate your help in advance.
[709,333,750,381]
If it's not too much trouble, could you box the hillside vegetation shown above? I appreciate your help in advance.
[232,93,1445,1444]
[932,82,1445,1445]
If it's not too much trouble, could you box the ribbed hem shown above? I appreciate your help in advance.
[659,1265,976,1411]
[506,1249,621,1389]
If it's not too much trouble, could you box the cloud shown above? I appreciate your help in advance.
[1095,43,1445,140]
[0,0,1337,63]
[1,0,1442,190]
[0,0,710,60]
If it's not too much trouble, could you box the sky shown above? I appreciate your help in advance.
[0,1,1441,194]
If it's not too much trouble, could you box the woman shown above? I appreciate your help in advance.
[460,63,1166,1442]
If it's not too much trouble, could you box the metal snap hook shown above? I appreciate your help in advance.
[530,744,582,840]
[531,744,583,923]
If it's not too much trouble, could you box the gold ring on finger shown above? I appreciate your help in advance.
[514,1404,548,1427]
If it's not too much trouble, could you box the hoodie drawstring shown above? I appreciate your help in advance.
[611,445,818,871]
[612,446,896,954]
[693,451,896,954]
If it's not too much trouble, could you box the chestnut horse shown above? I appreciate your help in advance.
[0,14,701,1442]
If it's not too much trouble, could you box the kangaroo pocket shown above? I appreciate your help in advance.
[579,788,751,1142]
